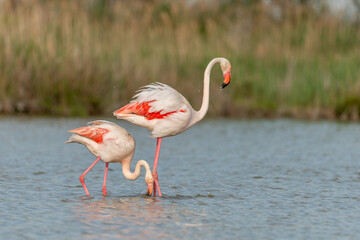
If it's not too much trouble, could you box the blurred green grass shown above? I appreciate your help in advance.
[0,0,360,119]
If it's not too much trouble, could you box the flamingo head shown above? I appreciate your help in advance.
[220,59,231,89]
[145,174,154,196]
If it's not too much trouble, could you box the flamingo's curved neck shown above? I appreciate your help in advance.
[122,160,151,181]
[193,58,223,124]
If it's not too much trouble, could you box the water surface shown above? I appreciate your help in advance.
[1,117,360,239]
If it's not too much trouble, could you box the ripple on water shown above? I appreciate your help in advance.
[1,118,360,240]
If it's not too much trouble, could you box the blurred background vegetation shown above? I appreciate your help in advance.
[1,0,360,119]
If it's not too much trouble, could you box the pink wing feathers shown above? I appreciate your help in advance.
[114,83,186,120]
[69,126,109,143]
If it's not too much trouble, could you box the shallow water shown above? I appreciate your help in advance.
[1,117,360,239]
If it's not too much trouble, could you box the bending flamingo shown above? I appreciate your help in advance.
[113,57,232,196]
[66,120,154,196]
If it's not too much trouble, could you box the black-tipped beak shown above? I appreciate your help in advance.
[146,183,153,196]
[222,70,231,89]
[221,82,229,89]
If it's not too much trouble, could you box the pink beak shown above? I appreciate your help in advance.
[221,70,231,89]
[146,183,153,196]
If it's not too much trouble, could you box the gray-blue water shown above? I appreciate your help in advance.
[1,117,360,239]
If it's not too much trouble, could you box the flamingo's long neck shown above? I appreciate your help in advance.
[122,160,151,181]
[193,58,223,124]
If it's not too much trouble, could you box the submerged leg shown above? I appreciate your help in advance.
[79,157,101,196]
[102,162,109,196]
[152,137,162,197]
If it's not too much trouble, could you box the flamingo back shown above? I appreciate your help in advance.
[132,83,185,113]
[69,126,109,144]
[67,120,135,163]
[114,83,194,138]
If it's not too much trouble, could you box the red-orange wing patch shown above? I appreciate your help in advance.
[69,126,109,143]
[114,100,185,120]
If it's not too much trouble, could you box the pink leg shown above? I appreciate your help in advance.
[102,163,109,196]
[79,157,101,196]
[152,137,162,197]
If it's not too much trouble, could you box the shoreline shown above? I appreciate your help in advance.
[1,107,358,122]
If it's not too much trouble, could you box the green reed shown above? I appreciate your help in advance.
[0,0,360,119]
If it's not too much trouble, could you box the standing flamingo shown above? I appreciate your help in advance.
[66,120,154,196]
[113,57,231,197]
